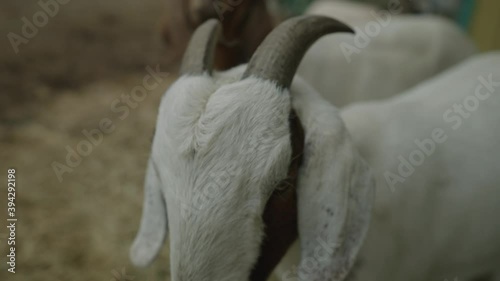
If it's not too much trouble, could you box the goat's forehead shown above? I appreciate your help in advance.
[154,74,294,199]
[151,75,296,280]
[157,76,292,150]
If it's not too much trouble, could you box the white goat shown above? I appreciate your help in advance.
[163,0,475,107]
[301,1,476,106]
[305,0,379,23]
[276,51,500,281]
[130,16,500,281]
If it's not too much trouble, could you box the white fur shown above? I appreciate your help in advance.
[275,52,500,281]
[130,158,168,267]
[301,4,476,106]
[131,62,376,280]
[133,69,294,280]
[290,76,375,281]
[305,0,378,23]
[130,43,496,281]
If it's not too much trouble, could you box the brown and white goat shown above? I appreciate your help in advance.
[132,16,374,281]
[160,0,476,109]
[160,0,274,69]
[132,14,500,281]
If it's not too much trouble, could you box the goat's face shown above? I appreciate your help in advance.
[132,16,374,281]
[161,0,274,70]
[153,72,295,280]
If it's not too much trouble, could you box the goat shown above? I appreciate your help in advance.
[301,1,477,106]
[160,0,274,69]
[161,0,476,107]
[304,0,379,23]
[308,0,415,13]
[131,16,373,281]
[130,16,500,281]
[276,50,500,281]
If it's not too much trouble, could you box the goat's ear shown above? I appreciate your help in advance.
[130,159,168,267]
[292,81,375,280]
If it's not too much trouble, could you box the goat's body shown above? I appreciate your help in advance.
[343,52,500,281]
[276,52,500,281]
[298,14,476,107]
[305,0,378,23]
[133,14,496,281]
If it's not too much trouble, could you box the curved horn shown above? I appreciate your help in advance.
[242,16,353,89]
[180,18,221,75]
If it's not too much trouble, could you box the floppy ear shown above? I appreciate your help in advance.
[129,158,168,267]
[291,78,375,281]
[129,17,223,268]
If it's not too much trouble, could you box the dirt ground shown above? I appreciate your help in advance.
[0,0,236,280]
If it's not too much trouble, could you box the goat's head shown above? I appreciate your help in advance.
[161,0,274,70]
[131,15,375,281]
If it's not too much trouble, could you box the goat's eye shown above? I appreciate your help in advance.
[274,177,293,193]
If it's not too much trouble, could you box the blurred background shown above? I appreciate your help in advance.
[0,0,498,280]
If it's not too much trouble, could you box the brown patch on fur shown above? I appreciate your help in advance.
[161,0,275,70]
